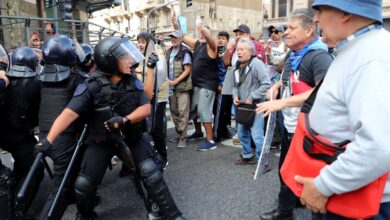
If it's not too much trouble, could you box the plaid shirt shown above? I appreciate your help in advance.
[229,37,267,64]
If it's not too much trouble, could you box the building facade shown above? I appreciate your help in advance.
[90,0,264,40]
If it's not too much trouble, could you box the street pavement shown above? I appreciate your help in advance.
[0,117,313,220]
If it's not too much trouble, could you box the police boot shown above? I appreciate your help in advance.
[75,211,97,220]
[139,158,185,220]
[74,174,99,219]
[147,202,163,220]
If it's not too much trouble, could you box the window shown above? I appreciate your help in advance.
[279,0,287,17]
[272,0,276,18]
[165,12,170,26]
[290,0,294,12]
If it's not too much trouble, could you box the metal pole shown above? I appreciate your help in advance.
[52,0,58,33]
[146,0,178,33]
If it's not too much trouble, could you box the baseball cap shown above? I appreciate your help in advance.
[169,30,183,38]
[268,25,284,33]
[233,24,251,34]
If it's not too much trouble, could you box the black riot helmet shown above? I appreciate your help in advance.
[81,43,94,61]
[94,37,144,75]
[7,46,39,77]
[42,35,77,66]
[78,43,95,73]
[0,43,10,72]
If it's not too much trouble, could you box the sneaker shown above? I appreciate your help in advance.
[177,138,187,148]
[169,136,179,143]
[111,156,119,166]
[235,157,257,165]
[252,164,272,175]
[270,144,281,150]
[197,140,217,151]
[259,208,293,220]
[186,132,204,141]
[262,164,272,174]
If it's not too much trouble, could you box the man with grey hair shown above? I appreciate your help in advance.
[258,8,333,220]
[233,38,270,165]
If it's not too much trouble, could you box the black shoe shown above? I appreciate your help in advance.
[119,164,134,178]
[259,209,293,220]
[75,211,97,220]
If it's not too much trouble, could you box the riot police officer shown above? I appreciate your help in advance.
[0,46,43,219]
[35,36,186,220]
[38,35,87,219]
[0,43,10,90]
[78,43,95,74]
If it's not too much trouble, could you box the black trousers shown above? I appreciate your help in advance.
[1,131,44,216]
[277,128,298,213]
[151,102,167,161]
[38,132,79,220]
[74,134,156,215]
[213,94,232,139]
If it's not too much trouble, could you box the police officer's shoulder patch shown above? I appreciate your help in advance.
[135,79,144,91]
[74,84,87,97]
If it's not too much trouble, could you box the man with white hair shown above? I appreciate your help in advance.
[233,38,270,165]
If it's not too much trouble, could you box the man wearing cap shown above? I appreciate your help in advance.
[291,0,390,219]
[167,30,192,148]
[172,14,219,151]
[224,24,266,67]
[265,25,288,83]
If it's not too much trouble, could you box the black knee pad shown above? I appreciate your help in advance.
[138,158,162,186]
[74,174,95,197]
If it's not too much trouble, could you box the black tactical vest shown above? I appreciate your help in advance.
[39,71,85,133]
[85,73,146,144]
[2,77,40,132]
[84,74,115,145]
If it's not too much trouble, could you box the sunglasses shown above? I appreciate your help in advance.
[271,30,280,34]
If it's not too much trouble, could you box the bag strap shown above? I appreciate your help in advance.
[300,79,323,113]
[303,137,346,164]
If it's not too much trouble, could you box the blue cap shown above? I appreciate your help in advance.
[312,0,383,24]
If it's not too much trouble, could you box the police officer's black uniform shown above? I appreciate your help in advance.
[0,46,44,218]
[36,37,185,220]
[38,35,87,219]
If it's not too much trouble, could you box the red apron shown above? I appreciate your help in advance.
[281,112,389,219]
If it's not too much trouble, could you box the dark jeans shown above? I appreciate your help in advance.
[278,128,297,213]
[213,94,232,138]
[316,202,390,220]
[151,101,167,161]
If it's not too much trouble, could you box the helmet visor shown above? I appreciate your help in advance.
[112,39,144,66]
[74,39,86,63]
[0,44,10,72]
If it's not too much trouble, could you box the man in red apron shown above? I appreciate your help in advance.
[257,8,333,220]
[280,1,390,219]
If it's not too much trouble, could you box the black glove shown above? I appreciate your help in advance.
[35,138,52,155]
[0,62,8,71]
[105,116,129,130]
[147,53,159,69]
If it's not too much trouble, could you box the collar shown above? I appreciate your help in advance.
[335,23,382,51]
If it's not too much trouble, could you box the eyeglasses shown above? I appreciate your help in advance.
[271,30,279,34]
